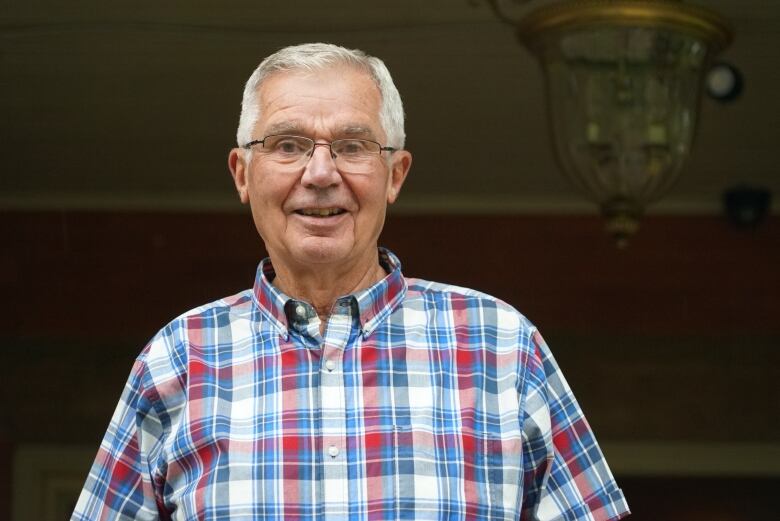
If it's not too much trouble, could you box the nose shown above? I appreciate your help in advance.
[300,142,342,188]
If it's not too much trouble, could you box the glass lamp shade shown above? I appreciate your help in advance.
[517,1,732,245]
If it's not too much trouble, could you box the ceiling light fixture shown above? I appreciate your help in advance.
[490,0,733,246]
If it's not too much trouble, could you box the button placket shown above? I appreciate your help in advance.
[319,298,354,519]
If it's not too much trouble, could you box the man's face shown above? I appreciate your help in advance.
[229,66,411,274]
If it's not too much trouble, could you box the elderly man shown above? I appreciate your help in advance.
[73,43,629,520]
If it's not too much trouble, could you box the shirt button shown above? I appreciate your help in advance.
[328,445,339,458]
[325,359,336,372]
[295,304,306,317]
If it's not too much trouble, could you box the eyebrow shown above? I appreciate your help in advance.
[264,121,305,136]
[339,125,376,139]
[262,122,379,141]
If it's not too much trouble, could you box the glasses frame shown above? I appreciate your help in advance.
[242,134,397,158]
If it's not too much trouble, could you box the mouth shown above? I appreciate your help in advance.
[294,207,347,218]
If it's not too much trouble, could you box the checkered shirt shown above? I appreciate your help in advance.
[73,248,629,520]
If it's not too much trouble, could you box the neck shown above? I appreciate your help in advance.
[270,250,386,320]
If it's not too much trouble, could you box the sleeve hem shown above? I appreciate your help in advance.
[584,487,630,521]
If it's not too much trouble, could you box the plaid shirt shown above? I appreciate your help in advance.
[73,249,629,521]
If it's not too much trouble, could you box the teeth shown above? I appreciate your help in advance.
[300,208,342,217]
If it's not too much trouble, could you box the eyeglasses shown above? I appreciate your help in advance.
[243,134,396,173]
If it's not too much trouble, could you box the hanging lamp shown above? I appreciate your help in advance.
[491,0,733,246]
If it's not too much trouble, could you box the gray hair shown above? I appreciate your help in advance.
[236,43,406,151]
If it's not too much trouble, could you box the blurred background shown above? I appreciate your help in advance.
[1,1,778,519]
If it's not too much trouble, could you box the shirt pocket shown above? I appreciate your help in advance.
[483,431,522,516]
[461,429,522,517]
[392,422,521,519]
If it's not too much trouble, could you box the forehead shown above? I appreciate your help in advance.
[256,66,383,137]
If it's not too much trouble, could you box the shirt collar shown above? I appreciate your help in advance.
[355,248,406,337]
[252,247,407,339]
[252,257,290,338]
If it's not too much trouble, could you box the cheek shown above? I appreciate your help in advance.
[352,184,390,237]
[249,171,291,208]
[353,175,391,208]
[247,176,291,234]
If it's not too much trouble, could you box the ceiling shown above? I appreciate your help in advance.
[2,0,778,215]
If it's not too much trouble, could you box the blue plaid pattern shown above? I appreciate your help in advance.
[73,249,629,520]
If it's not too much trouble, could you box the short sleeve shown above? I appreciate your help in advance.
[71,336,177,521]
[519,330,630,521]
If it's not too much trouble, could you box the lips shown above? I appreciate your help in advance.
[294,207,346,217]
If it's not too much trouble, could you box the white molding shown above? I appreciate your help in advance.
[12,445,96,521]
[602,441,780,477]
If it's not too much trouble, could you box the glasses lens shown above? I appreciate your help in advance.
[332,139,381,173]
[263,135,313,163]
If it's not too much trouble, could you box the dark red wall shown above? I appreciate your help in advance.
[2,210,778,519]
[4,211,778,341]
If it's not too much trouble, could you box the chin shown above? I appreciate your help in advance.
[292,238,354,265]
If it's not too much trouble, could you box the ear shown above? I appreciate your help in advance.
[228,148,250,204]
[386,150,412,204]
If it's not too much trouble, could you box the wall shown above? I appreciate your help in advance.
[2,210,778,519]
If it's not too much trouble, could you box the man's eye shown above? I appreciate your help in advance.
[275,139,307,154]
[335,140,368,155]
[271,137,309,156]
